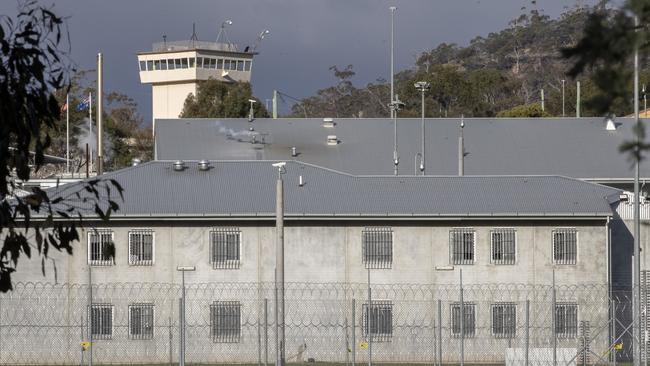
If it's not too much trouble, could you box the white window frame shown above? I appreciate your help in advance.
[87,229,114,266]
[128,303,155,340]
[90,303,114,340]
[128,229,155,266]
[552,228,578,265]
[450,228,476,265]
[491,302,517,338]
[210,301,242,343]
[210,228,242,269]
[490,228,517,265]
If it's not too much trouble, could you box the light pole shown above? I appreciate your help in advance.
[389,6,396,118]
[253,30,270,52]
[272,162,287,366]
[643,84,647,115]
[248,99,257,122]
[389,96,405,176]
[414,81,430,174]
[562,79,566,117]
[176,266,195,366]
[216,19,233,44]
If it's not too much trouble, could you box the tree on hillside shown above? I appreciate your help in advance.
[0,2,121,291]
[180,79,268,118]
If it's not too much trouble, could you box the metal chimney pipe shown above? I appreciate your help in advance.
[273,90,278,119]
[458,117,465,176]
[576,81,581,118]
[97,53,103,175]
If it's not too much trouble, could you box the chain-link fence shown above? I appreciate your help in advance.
[0,281,634,365]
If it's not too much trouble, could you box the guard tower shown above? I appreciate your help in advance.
[138,27,260,121]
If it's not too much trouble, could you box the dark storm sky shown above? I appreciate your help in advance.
[0,0,595,123]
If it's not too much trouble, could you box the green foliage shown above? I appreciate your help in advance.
[180,79,268,118]
[497,103,551,117]
[0,2,122,291]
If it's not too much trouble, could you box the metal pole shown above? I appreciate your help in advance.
[273,90,278,119]
[420,87,425,174]
[562,79,565,117]
[576,81,581,118]
[66,93,70,174]
[258,301,262,366]
[389,6,396,119]
[541,89,545,112]
[634,15,642,366]
[178,298,183,366]
[458,118,465,176]
[612,299,617,366]
[367,269,372,366]
[552,268,557,366]
[80,315,84,366]
[562,79,566,117]
[169,317,173,366]
[96,53,103,175]
[181,270,186,366]
[525,299,530,366]
[88,254,92,366]
[276,175,285,366]
[274,272,279,366]
[460,269,464,366]
[393,102,398,176]
[264,298,268,366]
[437,300,442,366]
[352,298,356,366]
[88,92,92,173]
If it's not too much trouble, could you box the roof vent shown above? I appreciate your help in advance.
[605,116,617,131]
[299,175,304,187]
[198,160,210,171]
[327,135,338,145]
[291,147,298,157]
[131,158,142,167]
[323,118,336,128]
[173,160,185,171]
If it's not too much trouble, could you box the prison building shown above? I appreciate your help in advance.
[0,160,622,364]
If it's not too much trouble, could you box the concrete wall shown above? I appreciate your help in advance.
[151,82,196,120]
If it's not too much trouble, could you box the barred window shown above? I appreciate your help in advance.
[210,301,241,343]
[129,303,154,340]
[451,303,476,337]
[491,229,516,265]
[129,230,154,266]
[362,227,393,269]
[450,228,475,265]
[362,301,393,341]
[555,303,578,338]
[492,303,517,338]
[88,230,114,266]
[90,304,113,340]
[553,229,577,265]
[210,228,241,269]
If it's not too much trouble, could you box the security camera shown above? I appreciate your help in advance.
[272,162,287,168]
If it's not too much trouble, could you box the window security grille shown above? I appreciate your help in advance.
[129,303,154,340]
[491,229,516,265]
[362,301,393,342]
[492,303,517,338]
[450,228,475,265]
[451,303,476,337]
[553,229,577,265]
[555,303,578,338]
[88,230,114,266]
[210,228,241,269]
[362,227,393,269]
[210,301,241,343]
[90,304,113,340]
[128,230,154,266]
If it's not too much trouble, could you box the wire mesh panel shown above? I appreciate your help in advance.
[491,229,516,265]
[553,228,577,265]
[128,230,154,266]
[210,228,241,269]
[128,303,154,340]
[362,227,392,269]
[88,229,114,266]
[210,301,242,343]
[450,228,475,265]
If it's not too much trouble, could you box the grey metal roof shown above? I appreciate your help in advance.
[50,160,620,219]
[154,117,650,179]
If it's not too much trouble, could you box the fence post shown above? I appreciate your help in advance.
[80,315,84,366]
[438,299,442,366]
[460,269,464,366]
[168,317,172,366]
[525,299,529,366]
[178,298,183,366]
[352,298,356,366]
[258,300,262,366]
[264,298,268,366]
[612,299,617,366]
[552,269,557,366]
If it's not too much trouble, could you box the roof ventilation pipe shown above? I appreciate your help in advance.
[173,160,185,171]
[323,118,336,128]
[198,160,210,171]
[291,147,297,157]
[131,158,142,167]
[605,115,617,131]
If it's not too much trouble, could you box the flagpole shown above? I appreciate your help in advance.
[89,92,93,173]
[66,93,70,174]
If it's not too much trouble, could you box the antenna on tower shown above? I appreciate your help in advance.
[190,23,199,47]
[217,19,234,50]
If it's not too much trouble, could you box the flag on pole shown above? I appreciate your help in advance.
[76,95,91,111]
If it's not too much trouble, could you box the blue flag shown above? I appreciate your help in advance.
[76,96,90,111]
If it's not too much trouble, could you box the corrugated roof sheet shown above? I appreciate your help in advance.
[49,160,620,218]
[154,117,649,178]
